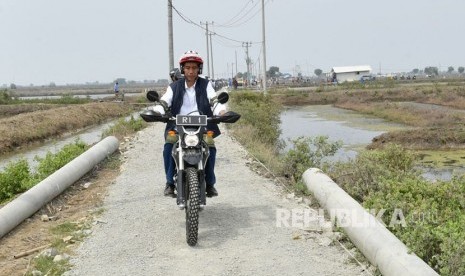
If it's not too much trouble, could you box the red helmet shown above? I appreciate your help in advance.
[179,50,203,74]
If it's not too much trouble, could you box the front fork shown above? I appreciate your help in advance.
[174,145,209,208]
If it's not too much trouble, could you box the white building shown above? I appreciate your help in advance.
[330,65,372,83]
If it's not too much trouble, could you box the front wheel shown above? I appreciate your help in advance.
[185,167,200,246]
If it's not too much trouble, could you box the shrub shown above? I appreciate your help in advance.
[0,160,30,202]
[331,144,418,202]
[282,136,341,183]
[228,91,282,148]
[23,140,89,189]
[101,115,146,139]
[36,140,87,176]
[0,89,12,104]
[331,144,465,274]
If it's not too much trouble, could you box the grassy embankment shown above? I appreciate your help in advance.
[0,89,142,154]
[228,82,465,275]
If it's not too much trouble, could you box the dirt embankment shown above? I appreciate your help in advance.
[0,104,67,118]
[273,83,465,149]
[0,102,136,154]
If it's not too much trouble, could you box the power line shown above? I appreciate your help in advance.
[215,0,255,27]
[215,35,241,48]
[216,0,262,28]
[171,4,261,44]
[171,2,267,79]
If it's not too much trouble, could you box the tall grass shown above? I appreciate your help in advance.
[228,91,283,170]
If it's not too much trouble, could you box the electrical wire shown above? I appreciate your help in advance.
[215,0,255,28]
[215,35,242,48]
[216,0,262,28]
[171,3,262,44]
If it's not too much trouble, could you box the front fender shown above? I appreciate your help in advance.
[183,149,203,165]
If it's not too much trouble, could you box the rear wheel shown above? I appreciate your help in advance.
[185,167,200,246]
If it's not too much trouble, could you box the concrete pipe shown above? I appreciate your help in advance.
[0,136,119,239]
[302,168,438,276]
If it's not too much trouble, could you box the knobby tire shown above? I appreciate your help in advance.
[185,167,200,246]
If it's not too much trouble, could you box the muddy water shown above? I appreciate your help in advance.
[280,105,463,181]
[280,105,407,161]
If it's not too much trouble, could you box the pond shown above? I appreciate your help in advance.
[280,105,407,161]
[280,105,464,181]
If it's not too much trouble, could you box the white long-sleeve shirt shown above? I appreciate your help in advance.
[153,79,226,116]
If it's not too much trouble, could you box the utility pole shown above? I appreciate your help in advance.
[209,31,215,79]
[242,42,252,86]
[235,50,238,77]
[200,21,213,77]
[168,0,174,71]
[261,0,267,94]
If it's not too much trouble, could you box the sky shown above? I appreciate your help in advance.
[1,0,464,86]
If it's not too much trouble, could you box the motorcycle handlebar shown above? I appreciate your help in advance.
[140,110,240,124]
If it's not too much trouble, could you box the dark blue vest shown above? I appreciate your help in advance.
[165,77,221,138]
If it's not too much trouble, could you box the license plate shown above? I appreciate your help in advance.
[176,115,207,126]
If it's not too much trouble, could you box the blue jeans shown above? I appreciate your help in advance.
[163,143,217,187]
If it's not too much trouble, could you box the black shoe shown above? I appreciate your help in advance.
[206,186,218,197]
[164,184,176,197]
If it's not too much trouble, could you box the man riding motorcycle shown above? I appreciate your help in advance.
[152,50,226,197]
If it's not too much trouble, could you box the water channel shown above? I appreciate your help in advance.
[0,112,140,172]
[0,93,143,171]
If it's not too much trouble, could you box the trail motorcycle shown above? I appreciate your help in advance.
[140,90,240,246]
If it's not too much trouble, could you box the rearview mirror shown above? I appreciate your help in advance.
[146,90,159,102]
[217,92,229,104]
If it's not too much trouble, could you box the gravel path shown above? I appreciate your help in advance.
[65,123,365,276]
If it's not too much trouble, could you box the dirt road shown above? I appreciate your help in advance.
[65,123,366,276]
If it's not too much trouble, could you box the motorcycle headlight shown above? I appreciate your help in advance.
[184,134,199,147]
